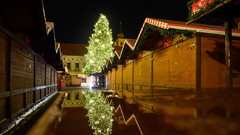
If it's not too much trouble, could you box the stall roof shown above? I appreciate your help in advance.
[102,17,240,73]
[116,39,136,59]
[46,22,54,35]
[61,43,88,56]
[135,18,240,46]
[0,0,47,37]
[186,0,240,25]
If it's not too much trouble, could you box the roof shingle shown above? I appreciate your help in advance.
[61,43,88,56]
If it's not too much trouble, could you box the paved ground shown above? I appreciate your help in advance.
[60,86,89,91]
[60,86,107,91]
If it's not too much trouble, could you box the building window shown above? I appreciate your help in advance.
[82,78,86,83]
[75,63,79,71]
[75,94,79,100]
[67,63,71,70]
[67,93,71,100]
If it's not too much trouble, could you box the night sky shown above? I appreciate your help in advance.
[44,0,190,44]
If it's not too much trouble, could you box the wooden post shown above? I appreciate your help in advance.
[225,19,233,88]
[132,61,134,102]
[122,66,124,97]
[7,39,13,119]
[196,34,201,90]
[110,70,111,89]
[150,53,153,97]
[115,68,116,90]
[34,55,37,103]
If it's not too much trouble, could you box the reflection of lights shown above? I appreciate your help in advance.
[89,76,94,91]
[90,60,93,63]
[89,99,94,103]
[83,91,114,135]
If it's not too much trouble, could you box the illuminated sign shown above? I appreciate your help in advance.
[191,0,213,15]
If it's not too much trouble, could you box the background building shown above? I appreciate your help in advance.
[61,43,90,86]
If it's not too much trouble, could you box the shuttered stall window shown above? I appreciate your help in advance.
[0,31,9,122]
[36,56,46,99]
[153,36,196,92]
[123,62,133,100]
[46,65,51,96]
[111,68,116,90]
[11,40,34,116]
[134,55,151,97]
[116,66,123,91]
[51,68,55,93]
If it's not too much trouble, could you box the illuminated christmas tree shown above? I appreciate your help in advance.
[83,14,114,74]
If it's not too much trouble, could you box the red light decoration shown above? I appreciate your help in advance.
[191,0,213,15]
[138,52,143,59]
[164,37,173,48]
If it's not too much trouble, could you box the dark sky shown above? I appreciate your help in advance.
[44,0,190,44]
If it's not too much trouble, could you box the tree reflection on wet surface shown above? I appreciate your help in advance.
[27,89,240,135]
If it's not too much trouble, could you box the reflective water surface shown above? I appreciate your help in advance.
[26,89,240,135]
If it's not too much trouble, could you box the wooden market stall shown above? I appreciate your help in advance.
[0,0,63,133]
[186,0,240,88]
[103,18,240,103]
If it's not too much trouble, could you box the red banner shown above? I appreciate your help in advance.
[191,0,213,15]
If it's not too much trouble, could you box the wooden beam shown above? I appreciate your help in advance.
[132,61,134,102]
[0,85,57,99]
[34,55,37,103]
[115,68,116,91]
[150,53,153,97]
[196,34,201,89]
[225,19,233,88]
[7,38,12,119]
[0,91,10,99]
[122,66,124,97]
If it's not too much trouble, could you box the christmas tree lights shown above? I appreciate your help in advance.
[83,14,114,74]
[82,91,114,135]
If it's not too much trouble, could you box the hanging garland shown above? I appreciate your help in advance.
[187,0,226,21]
[134,23,194,54]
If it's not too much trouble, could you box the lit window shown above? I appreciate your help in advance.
[82,78,86,83]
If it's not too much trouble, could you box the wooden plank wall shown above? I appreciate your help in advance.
[115,66,123,91]
[107,35,240,102]
[201,36,240,88]
[107,70,111,89]
[0,29,58,129]
[111,69,116,90]
[107,36,197,100]
[153,37,196,89]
